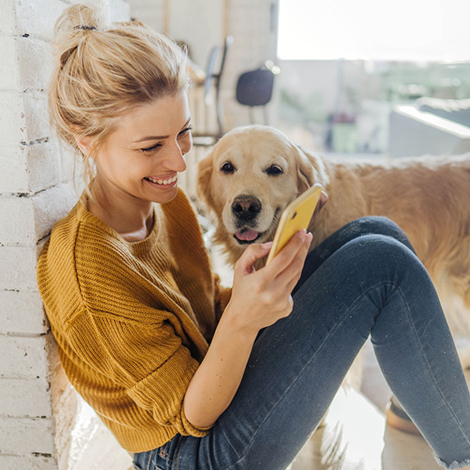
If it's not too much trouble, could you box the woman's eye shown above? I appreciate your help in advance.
[140,143,162,153]
[266,164,283,176]
[221,162,235,174]
[179,126,193,137]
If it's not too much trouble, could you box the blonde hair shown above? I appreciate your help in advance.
[48,3,189,196]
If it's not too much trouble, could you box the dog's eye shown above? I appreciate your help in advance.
[221,162,235,174]
[265,164,283,176]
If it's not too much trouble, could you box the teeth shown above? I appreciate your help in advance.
[146,175,177,185]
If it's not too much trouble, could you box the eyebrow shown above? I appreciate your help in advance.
[131,117,192,144]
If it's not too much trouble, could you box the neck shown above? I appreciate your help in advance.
[88,180,154,242]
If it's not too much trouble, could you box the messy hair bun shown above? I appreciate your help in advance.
[48,2,188,194]
[52,3,110,70]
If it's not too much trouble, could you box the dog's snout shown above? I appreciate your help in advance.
[231,195,262,221]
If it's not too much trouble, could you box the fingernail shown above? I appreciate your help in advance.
[296,229,307,240]
[306,232,313,243]
[261,241,273,249]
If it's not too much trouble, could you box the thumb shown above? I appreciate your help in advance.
[237,242,273,273]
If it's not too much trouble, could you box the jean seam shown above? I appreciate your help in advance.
[172,436,186,470]
[397,285,470,450]
[158,442,169,459]
[222,281,393,470]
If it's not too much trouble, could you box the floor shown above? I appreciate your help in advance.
[71,244,468,470]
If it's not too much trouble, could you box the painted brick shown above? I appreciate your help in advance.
[13,0,130,41]
[0,148,29,194]
[0,290,47,334]
[0,196,35,245]
[27,141,63,193]
[0,454,57,470]
[0,142,62,194]
[0,92,26,148]
[33,182,79,240]
[0,91,49,148]
[0,37,20,90]
[18,37,54,91]
[0,0,16,35]
[15,0,66,41]
[0,182,76,245]
[0,335,49,379]
[47,338,79,464]
[50,372,78,462]
[0,36,52,91]
[23,91,51,144]
[0,377,52,417]
[0,245,40,290]
[0,36,53,92]
[0,416,54,454]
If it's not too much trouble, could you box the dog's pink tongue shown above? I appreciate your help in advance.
[235,229,259,241]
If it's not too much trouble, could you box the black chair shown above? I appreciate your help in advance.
[192,36,233,147]
[235,62,279,125]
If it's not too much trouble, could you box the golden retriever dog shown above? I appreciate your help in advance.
[196,125,470,366]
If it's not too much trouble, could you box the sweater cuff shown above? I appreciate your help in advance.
[180,398,214,435]
[127,346,210,436]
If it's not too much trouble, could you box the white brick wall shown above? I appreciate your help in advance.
[0,1,130,469]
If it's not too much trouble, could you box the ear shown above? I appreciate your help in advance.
[73,133,94,158]
[196,151,215,211]
[294,144,330,195]
[295,144,315,194]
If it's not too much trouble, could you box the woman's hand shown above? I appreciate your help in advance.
[225,229,313,335]
[184,229,313,428]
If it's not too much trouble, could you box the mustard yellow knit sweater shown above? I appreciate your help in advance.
[37,189,231,452]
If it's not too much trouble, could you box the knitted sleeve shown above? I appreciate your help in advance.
[66,308,212,437]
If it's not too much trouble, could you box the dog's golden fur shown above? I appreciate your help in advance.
[197,125,470,341]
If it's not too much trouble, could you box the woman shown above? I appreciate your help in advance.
[38,4,470,469]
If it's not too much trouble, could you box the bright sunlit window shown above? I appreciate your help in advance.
[278,0,470,61]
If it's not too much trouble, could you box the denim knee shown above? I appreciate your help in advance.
[343,233,429,298]
[296,216,415,293]
[343,216,415,254]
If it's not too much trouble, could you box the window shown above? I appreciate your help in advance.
[278,0,470,61]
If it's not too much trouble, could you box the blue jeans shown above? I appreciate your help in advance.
[133,217,470,470]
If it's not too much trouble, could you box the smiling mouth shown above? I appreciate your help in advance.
[144,175,178,186]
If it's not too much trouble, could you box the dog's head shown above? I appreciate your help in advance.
[196,125,329,262]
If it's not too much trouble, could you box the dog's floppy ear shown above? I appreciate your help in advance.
[295,144,315,194]
[294,144,330,195]
[196,151,216,211]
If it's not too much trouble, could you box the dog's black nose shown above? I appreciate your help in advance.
[231,195,262,221]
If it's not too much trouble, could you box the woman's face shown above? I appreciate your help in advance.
[93,91,192,206]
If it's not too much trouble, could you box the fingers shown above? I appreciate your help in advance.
[266,230,312,276]
[235,241,273,274]
[270,231,311,290]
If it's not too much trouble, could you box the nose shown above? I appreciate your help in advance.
[166,143,187,172]
[231,195,262,221]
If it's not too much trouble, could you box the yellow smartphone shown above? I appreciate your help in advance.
[266,183,325,265]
